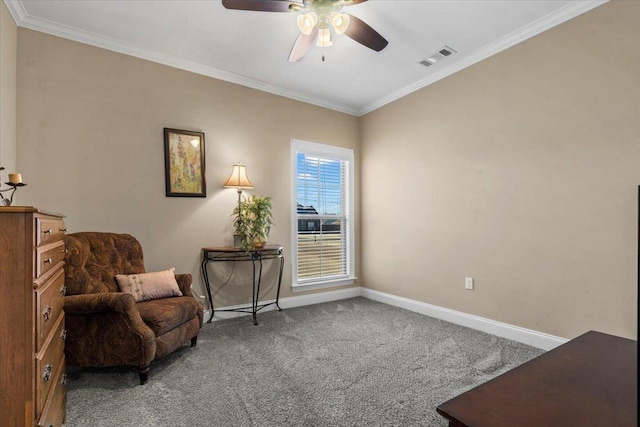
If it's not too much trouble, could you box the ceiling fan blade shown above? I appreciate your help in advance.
[344,14,388,52]
[221,0,302,12]
[288,27,319,62]
[342,0,368,5]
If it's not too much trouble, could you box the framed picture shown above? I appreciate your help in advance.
[164,128,206,197]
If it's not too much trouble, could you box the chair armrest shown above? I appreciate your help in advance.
[64,292,137,315]
[63,292,156,368]
[175,273,194,297]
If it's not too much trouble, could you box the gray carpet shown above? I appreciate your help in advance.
[65,297,543,426]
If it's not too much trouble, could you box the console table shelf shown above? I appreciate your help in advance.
[201,245,284,325]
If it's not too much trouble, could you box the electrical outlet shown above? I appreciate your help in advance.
[465,277,474,290]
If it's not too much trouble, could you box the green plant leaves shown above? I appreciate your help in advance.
[231,195,274,251]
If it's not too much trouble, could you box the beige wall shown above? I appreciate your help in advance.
[13,1,639,339]
[16,28,360,307]
[0,1,17,175]
[360,1,639,340]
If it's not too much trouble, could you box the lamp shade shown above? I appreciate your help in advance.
[224,164,254,189]
[316,27,333,47]
[330,12,350,35]
[297,11,318,35]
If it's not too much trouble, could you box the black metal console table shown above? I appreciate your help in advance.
[201,245,284,325]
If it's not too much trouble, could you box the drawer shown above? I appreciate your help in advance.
[36,241,66,279]
[37,216,67,246]
[37,356,67,427]
[36,268,66,352]
[36,313,65,416]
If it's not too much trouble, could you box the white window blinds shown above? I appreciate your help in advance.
[291,140,355,290]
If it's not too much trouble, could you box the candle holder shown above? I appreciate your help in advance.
[0,166,27,207]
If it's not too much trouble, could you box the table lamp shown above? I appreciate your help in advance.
[224,164,253,247]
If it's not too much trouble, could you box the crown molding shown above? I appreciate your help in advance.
[3,0,360,116]
[356,0,609,116]
[4,0,607,118]
[3,0,25,24]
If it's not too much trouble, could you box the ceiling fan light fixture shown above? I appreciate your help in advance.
[330,12,350,35]
[222,0,387,61]
[316,27,333,47]
[297,11,318,35]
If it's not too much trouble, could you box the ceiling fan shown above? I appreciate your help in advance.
[221,0,388,62]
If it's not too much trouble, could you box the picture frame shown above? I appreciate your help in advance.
[164,128,206,197]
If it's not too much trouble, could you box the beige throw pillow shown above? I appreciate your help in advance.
[115,268,183,302]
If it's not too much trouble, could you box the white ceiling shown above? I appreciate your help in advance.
[6,0,606,116]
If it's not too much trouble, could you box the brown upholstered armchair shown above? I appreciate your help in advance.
[63,232,203,384]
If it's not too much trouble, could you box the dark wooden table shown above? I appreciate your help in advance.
[436,330,637,427]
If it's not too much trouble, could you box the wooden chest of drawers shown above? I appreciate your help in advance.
[0,207,67,427]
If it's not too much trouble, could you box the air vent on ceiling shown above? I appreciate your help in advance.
[420,46,457,68]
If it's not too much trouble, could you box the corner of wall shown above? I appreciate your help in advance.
[0,0,18,173]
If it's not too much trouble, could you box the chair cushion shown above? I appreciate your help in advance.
[136,296,201,337]
[115,268,183,302]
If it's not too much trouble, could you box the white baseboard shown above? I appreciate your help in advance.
[204,285,567,351]
[204,286,362,322]
[280,286,363,308]
[360,288,567,351]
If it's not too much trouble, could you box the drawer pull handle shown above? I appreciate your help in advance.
[43,364,53,382]
[43,258,52,264]
[60,285,67,296]
[42,305,52,320]
[60,227,67,233]
[43,228,52,234]
[61,248,68,254]
[61,329,67,341]
[61,373,68,386]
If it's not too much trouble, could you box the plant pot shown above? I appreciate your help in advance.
[253,238,266,249]
[233,234,243,248]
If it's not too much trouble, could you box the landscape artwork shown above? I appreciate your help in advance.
[164,128,206,197]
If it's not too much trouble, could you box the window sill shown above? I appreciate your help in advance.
[292,277,356,293]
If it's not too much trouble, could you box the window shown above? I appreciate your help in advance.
[291,140,355,291]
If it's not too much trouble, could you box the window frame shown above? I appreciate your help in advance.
[290,139,356,292]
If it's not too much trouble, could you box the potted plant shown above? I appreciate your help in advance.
[231,195,274,250]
